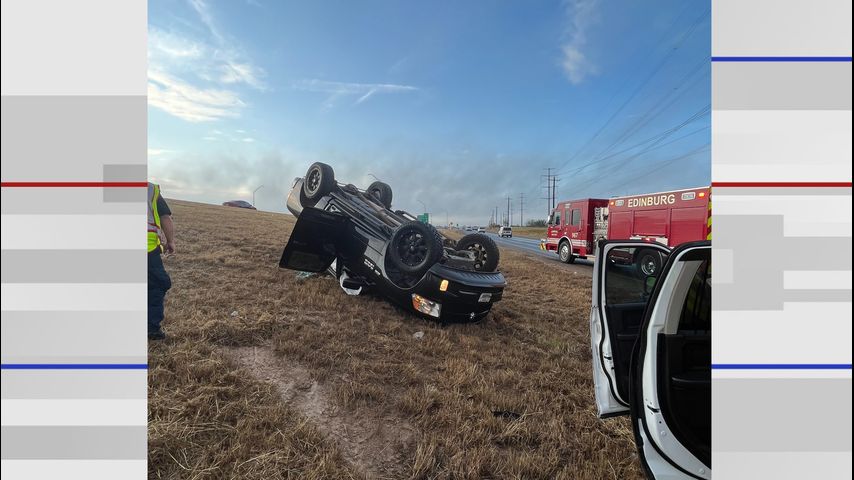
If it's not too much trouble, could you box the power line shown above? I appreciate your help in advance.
[561,103,710,180]
[594,59,710,160]
[556,8,711,175]
[608,144,710,193]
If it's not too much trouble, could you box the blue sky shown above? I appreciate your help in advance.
[148,0,710,224]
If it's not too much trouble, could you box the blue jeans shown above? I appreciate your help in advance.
[148,250,172,333]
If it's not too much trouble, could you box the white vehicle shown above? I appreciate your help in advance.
[477,226,486,233]
[498,226,512,237]
[591,240,710,479]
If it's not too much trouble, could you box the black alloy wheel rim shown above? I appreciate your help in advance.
[467,243,487,270]
[306,168,321,194]
[397,230,428,266]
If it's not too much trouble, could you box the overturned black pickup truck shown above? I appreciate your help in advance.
[279,162,506,322]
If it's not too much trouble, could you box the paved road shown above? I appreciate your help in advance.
[486,232,594,267]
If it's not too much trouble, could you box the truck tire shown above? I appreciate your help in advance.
[302,162,335,205]
[635,248,662,277]
[457,233,500,272]
[559,240,575,264]
[388,221,443,277]
[366,181,393,209]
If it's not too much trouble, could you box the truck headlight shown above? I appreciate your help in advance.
[412,294,441,318]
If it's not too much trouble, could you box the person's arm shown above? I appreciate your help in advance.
[161,214,176,254]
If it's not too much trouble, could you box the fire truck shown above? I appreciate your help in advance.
[541,186,710,275]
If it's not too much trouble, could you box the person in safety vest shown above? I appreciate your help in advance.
[148,182,175,340]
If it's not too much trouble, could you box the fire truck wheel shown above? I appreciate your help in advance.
[559,241,575,264]
[635,249,662,278]
[457,233,500,272]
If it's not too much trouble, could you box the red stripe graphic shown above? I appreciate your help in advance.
[1,182,148,188]
[712,182,852,188]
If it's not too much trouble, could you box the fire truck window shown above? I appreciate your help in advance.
[571,208,581,226]
[553,211,561,226]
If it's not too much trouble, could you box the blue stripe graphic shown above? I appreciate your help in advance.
[1,364,148,370]
[712,364,852,370]
[711,56,852,62]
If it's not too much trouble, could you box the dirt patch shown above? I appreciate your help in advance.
[229,345,416,480]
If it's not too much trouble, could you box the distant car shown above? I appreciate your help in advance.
[591,240,710,479]
[477,226,486,233]
[465,226,473,231]
[280,162,506,322]
[223,200,256,210]
[498,226,512,238]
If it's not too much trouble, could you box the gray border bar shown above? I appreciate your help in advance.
[1,371,147,399]
[713,62,852,110]
[713,378,852,452]
[1,426,147,459]
[1,188,145,214]
[1,250,146,283]
[1,96,146,181]
[1,311,146,360]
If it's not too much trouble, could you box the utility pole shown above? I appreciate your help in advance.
[506,197,511,227]
[542,167,554,217]
[519,193,525,227]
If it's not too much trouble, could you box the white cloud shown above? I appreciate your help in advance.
[149,69,245,122]
[148,148,174,156]
[560,0,600,85]
[147,1,266,122]
[295,79,419,108]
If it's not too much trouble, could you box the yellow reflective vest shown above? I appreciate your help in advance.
[148,183,163,253]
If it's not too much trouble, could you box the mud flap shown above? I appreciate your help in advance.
[279,207,348,272]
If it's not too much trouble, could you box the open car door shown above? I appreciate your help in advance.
[591,241,671,417]
[631,242,711,479]
[279,206,348,272]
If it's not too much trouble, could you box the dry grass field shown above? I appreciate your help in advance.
[148,199,643,480]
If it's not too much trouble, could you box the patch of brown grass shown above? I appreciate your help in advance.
[149,199,643,479]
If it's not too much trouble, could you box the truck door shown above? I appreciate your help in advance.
[590,241,671,416]
[631,242,711,479]
[547,208,562,240]
[279,206,348,272]
[565,205,583,252]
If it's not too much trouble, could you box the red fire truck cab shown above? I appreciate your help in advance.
[542,186,711,275]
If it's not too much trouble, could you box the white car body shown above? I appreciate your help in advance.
[590,240,711,479]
